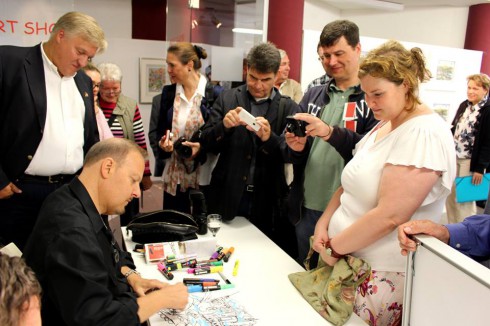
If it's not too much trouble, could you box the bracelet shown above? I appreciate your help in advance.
[325,239,345,259]
[123,269,140,278]
[318,124,332,139]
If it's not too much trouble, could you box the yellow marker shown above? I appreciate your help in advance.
[210,266,223,273]
[232,259,240,276]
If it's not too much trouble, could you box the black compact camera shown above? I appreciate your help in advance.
[173,137,193,159]
[285,115,307,137]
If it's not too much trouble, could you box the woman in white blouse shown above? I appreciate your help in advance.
[312,40,456,325]
[158,43,215,213]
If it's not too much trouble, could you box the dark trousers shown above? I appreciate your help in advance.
[163,185,193,214]
[0,180,68,250]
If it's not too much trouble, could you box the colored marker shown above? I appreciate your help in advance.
[191,266,224,275]
[223,247,235,262]
[210,247,223,260]
[195,260,223,268]
[204,284,235,291]
[157,262,174,280]
[183,278,220,284]
[217,248,228,261]
[218,271,232,284]
[187,285,203,293]
[187,284,235,293]
[232,259,240,276]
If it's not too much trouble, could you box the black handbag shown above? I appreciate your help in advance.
[126,209,198,244]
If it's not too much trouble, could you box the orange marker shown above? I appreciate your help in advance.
[223,247,235,262]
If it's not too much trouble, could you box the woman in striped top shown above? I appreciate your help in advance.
[98,62,153,224]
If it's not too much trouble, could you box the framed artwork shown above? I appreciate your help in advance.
[436,60,455,81]
[433,103,450,121]
[139,58,166,103]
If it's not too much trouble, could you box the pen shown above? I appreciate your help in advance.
[188,266,224,275]
[218,271,232,284]
[223,247,235,262]
[183,278,220,285]
[187,284,235,293]
[183,277,220,283]
[157,262,174,280]
[232,259,240,276]
[210,246,223,260]
[217,248,228,261]
[195,261,223,267]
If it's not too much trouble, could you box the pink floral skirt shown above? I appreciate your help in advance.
[354,270,405,326]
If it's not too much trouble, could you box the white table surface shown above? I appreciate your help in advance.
[122,216,365,326]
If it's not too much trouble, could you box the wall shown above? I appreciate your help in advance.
[303,2,469,49]
[1,0,480,176]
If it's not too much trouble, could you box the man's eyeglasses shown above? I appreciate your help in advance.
[92,83,100,90]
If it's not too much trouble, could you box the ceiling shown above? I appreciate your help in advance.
[321,0,489,11]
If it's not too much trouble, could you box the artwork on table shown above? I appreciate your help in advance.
[158,292,257,325]
[139,58,166,103]
[436,60,455,81]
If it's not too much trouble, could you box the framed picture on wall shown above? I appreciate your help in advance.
[139,58,166,103]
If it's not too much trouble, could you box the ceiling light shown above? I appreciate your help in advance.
[232,28,263,35]
[211,15,222,29]
[191,19,198,29]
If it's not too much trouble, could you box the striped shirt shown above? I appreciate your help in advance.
[100,99,151,175]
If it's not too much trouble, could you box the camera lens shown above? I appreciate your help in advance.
[174,137,192,159]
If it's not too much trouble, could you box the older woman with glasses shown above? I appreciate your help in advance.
[82,63,113,141]
[97,62,153,224]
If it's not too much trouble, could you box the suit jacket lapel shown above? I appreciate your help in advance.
[24,45,47,131]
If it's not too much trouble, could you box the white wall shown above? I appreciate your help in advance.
[346,7,469,49]
[303,1,470,49]
[1,0,480,173]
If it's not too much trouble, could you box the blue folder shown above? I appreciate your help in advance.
[455,173,490,203]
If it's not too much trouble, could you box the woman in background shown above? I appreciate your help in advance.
[311,40,456,325]
[156,43,216,213]
[98,62,152,224]
[82,63,113,141]
[446,73,490,223]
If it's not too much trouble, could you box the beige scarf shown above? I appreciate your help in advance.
[163,94,204,196]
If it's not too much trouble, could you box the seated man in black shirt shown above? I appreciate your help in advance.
[23,138,188,326]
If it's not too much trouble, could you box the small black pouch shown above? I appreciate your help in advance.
[126,210,198,244]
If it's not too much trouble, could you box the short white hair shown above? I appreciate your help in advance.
[98,62,123,82]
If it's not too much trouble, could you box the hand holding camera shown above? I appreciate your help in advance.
[174,131,201,160]
[285,113,333,152]
[285,115,308,137]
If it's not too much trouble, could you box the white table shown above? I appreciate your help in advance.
[123,216,365,326]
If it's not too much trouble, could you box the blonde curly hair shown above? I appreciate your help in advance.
[0,254,42,326]
[359,40,432,112]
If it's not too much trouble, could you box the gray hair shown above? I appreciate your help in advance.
[246,42,281,74]
[98,62,123,83]
[278,49,287,59]
[50,11,107,54]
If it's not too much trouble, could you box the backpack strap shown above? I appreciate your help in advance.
[276,96,287,135]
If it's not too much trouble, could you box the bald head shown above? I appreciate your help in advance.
[80,138,146,215]
[84,138,145,168]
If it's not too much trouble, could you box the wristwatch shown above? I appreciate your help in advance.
[123,269,140,278]
[325,239,344,259]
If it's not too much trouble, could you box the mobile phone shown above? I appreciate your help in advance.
[285,116,307,137]
[238,109,261,132]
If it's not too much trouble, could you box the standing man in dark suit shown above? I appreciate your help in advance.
[0,12,107,249]
[200,42,300,258]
